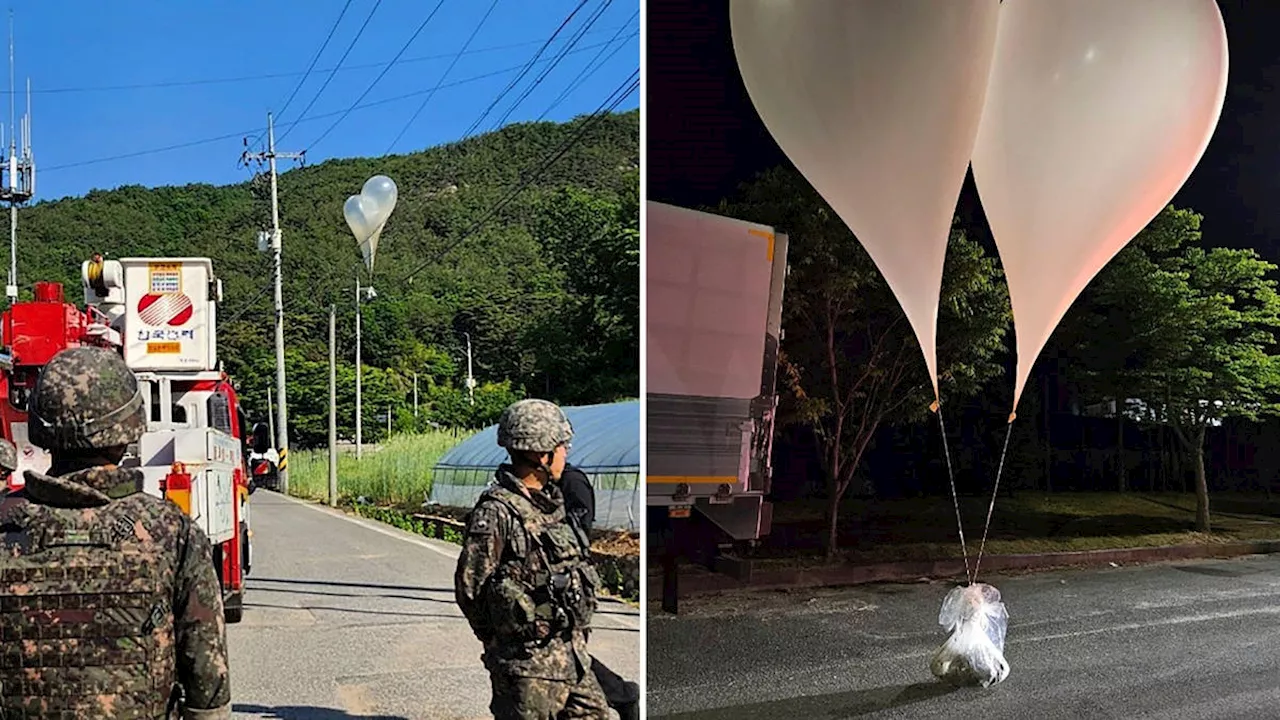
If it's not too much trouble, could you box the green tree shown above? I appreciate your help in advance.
[534,178,640,403]
[1059,206,1280,531]
[717,167,1011,556]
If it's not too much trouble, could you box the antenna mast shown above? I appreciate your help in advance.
[1,10,33,304]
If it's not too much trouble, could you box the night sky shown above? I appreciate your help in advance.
[646,0,1280,258]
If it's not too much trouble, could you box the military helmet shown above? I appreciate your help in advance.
[28,347,147,451]
[496,399,573,453]
[0,438,15,472]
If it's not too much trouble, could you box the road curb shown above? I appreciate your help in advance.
[651,539,1280,597]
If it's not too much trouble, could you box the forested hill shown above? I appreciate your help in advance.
[16,109,639,446]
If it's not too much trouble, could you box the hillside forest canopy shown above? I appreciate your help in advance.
[17,110,639,447]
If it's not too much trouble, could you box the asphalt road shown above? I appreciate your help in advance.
[647,554,1280,719]
[228,490,640,720]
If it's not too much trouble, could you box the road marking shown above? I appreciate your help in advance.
[273,493,460,559]
[593,606,641,631]
[1015,603,1280,644]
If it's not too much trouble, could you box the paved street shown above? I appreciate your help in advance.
[648,555,1280,719]
[229,491,640,720]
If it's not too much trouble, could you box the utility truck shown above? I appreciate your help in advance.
[0,256,254,622]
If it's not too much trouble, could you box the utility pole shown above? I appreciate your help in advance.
[328,304,337,507]
[355,269,363,459]
[354,270,375,458]
[1,14,33,304]
[413,372,419,417]
[241,113,303,493]
[464,331,476,406]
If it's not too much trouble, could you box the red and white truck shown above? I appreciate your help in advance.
[0,256,254,622]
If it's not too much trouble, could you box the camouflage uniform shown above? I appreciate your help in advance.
[0,438,16,475]
[0,347,231,719]
[455,399,609,720]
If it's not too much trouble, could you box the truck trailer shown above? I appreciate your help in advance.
[646,201,789,609]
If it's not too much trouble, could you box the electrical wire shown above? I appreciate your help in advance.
[242,0,354,157]
[488,0,612,133]
[392,68,638,285]
[222,280,275,325]
[459,0,589,141]
[539,9,636,120]
[275,0,354,126]
[303,0,449,153]
[0,25,630,96]
[384,0,499,155]
[40,37,631,174]
[275,0,384,145]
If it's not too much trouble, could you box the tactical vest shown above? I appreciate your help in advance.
[484,485,600,639]
[0,494,184,719]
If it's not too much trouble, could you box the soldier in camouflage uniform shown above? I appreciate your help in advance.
[0,347,232,719]
[0,438,16,486]
[455,399,610,719]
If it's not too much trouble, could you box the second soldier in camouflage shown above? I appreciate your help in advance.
[455,399,610,719]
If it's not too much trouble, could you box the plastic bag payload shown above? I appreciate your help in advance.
[930,582,1010,687]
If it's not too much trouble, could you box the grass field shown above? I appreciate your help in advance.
[287,430,470,508]
[759,491,1280,568]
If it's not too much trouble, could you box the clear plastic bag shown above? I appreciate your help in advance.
[929,582,1010,687]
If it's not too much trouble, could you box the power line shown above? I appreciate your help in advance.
[393,68,638,285]
[303,0,448,153]
[384,0,499,155]
[275,0,384,145]
[459,0,589,141]
[489,0,612,133]
[539,9,636,120]
[275,0,354,124]
[223,280,275,325]
[0,24,631,96]
[41,37,631,174]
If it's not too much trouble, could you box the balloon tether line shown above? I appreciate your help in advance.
[973,414,1016,582]
[932,398,972,586]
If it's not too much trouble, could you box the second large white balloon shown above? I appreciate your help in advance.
[972,0,1229,410]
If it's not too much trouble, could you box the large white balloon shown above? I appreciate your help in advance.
[342,175,399,273]
[731,0,1000,399]
[972,0,1228,412]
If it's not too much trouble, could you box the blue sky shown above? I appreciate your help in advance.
[12,0,639,200]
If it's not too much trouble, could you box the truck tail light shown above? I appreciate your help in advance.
[163,462,192,515]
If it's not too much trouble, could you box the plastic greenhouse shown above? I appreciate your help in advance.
[429,401,640,531]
